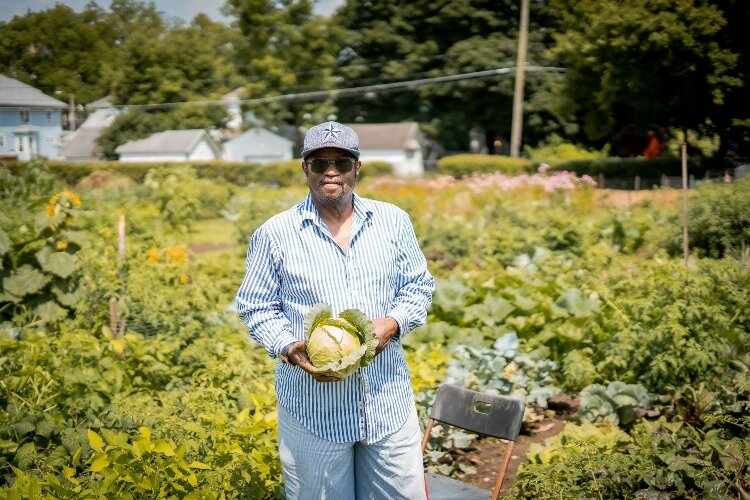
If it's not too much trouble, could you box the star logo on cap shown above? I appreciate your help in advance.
[323,123,342,140]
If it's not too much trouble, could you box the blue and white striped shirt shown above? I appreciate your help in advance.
[236,192,434,443]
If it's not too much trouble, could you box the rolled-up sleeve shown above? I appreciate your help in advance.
[387,211,435,338]
[236,225,297,358]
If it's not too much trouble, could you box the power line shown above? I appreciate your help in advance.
[104,65,566,112]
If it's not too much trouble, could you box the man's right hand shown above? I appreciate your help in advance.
[286,340,341,383]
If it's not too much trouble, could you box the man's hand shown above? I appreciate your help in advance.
[286,340,341,382]
[372,317,399,355]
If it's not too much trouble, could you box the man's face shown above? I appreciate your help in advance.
[302,147,361,208]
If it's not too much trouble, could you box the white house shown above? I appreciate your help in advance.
[0,74,67,161]
[59,97,120,162]
[222,127,294,163]
[115,129,221,162]
[222,87,244,131]
[348,122,425,177]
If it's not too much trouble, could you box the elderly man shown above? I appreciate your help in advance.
[236,121,434,499]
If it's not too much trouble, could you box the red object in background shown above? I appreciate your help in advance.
[643,132,663,158]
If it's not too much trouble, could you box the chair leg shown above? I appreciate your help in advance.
[421,418,434,452]
[491,440,515,500]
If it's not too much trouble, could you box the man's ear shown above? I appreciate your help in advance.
[301,161,308,175]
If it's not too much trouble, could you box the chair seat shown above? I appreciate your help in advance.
[425,472,491,500]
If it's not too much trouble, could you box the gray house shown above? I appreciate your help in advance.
[222,127,294,163]
[0,74,67,161]
[116,129,221,162]
[59,97,120,162]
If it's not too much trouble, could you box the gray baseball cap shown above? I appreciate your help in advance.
[301,121,360,159]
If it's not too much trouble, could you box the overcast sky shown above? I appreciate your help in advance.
[0,0,344,23]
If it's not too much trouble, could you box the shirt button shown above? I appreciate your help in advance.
[358,401,364,409]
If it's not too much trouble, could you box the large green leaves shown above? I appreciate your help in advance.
[2,265,51,298]
[36,247,77,279]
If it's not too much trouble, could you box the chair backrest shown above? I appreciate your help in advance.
[429,384,524,441]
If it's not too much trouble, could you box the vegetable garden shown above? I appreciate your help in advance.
[1,160,748,499]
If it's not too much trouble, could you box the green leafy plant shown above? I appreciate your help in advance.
[578,381,652,426]
[0,189,87,324]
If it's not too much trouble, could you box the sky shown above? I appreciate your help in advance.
[0,0,344,23]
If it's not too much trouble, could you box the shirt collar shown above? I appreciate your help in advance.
[298,192,373,230]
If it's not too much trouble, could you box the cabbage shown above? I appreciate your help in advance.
[304,303,378,379]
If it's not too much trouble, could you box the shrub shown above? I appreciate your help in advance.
[359,160,393,179]
[678,176,750,258]
[551,156,722,180]
[525,134,608,164]
[13,160,307,188]
[436,154,534,177]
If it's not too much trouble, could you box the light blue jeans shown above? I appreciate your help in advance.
[277,405,427,500]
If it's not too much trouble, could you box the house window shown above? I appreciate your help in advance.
[45,136,54,144]
[20,109,30,124]
[46,110,52,124]
[16,138,23,152]
[0,135,4,148]
[406,150,415,159]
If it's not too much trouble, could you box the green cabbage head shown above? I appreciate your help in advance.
[304,303,378,379]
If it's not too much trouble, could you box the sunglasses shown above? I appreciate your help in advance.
[306,157,357,174]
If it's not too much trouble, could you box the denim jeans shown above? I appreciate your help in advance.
[277,404,427,500]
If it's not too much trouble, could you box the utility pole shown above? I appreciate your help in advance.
[510,0,529,158]
[68,94,76,131]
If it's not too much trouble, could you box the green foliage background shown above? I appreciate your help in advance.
[1,162,749,497]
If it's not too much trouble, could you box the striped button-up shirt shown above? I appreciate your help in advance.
[236,192,434,443]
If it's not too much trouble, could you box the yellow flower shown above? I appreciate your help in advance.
[147,247,159,263]
[165,246,187,265]
[47,193,60,217]
[56,241,68,250]
[46,190,82,218]
[503,362,517,379]
[179,274,190,284]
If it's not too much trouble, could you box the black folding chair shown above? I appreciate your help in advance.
[421,384,525,500]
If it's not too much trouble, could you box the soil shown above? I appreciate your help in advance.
[456,394,580,496]
[594,187,685,209]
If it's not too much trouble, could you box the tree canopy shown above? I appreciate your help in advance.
[0,0,747,158]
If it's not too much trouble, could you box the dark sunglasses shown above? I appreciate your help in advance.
[306,157,357,174]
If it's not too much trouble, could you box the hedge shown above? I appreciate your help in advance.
[551,156,734,179]
[436,154,535,177]
[2,158,396,189]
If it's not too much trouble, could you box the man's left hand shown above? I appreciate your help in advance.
[372,317,399,355]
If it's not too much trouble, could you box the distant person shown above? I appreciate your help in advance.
[643,130,663,158]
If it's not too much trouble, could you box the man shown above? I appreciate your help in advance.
[236,121,435,499]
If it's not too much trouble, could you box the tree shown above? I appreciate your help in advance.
[0,4,114,105]
[223,0,343,152]
[331,0,564,153]
[550,0,742,155]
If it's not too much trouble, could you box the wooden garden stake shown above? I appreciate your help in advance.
[681,143,689,266]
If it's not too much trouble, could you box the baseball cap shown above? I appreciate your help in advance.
[301,121,360,159]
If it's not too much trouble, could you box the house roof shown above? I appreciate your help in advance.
[347,122,421,150]
[115,129,219,155]
[60,108,120,159]
[0,74,67,108]
[224,126,294,146]
[59,127,103,158]
[86,96,113,110]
